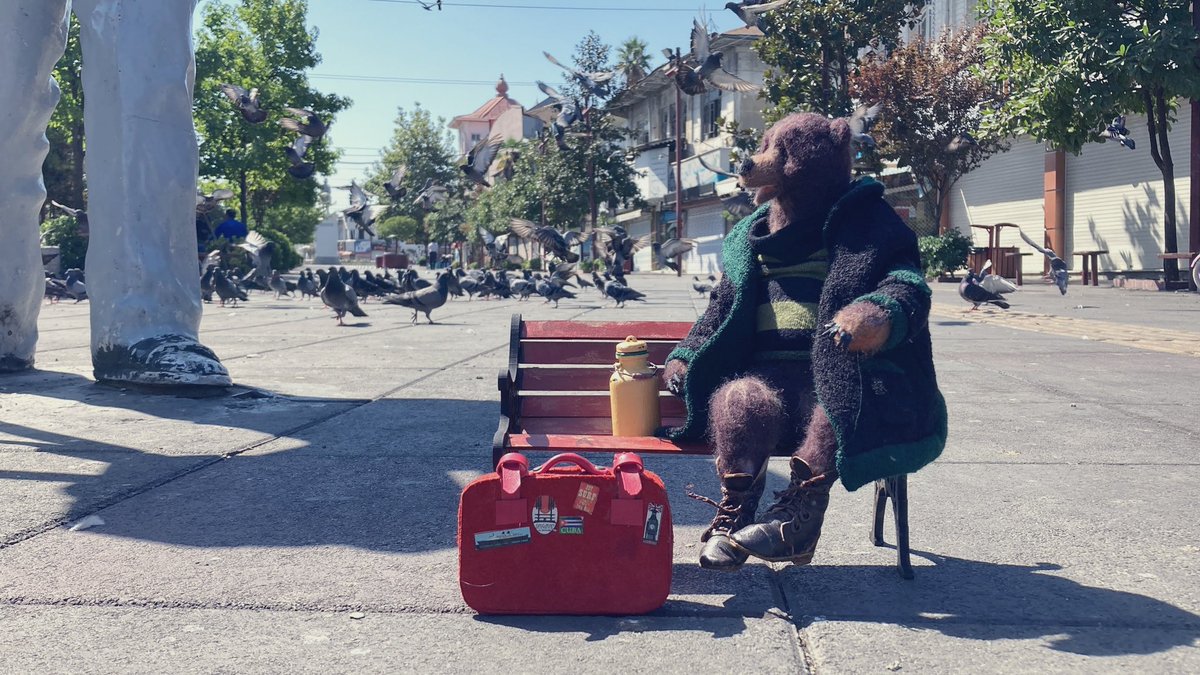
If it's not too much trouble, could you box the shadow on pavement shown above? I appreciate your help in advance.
[475,594,753,640]
[782,550,1200,657]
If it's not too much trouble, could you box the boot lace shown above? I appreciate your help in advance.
[763,471,836,522]
[685,484,742,533]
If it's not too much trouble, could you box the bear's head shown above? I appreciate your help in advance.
[738,113,853,230]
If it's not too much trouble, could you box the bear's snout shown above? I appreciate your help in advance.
[738,157,754,176]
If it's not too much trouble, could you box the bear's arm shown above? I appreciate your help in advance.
[851,265,932,352]
[667,275,735,364]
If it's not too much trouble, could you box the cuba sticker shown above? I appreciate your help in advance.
[474,527,531,550]
[532,495,558,535]
[559,516,584,535]
[643,504,663,545]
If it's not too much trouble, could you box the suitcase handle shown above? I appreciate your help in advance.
[497,453,529,499]
[535,453,604,475]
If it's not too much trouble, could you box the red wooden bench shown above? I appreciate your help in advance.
[493,314,914,578]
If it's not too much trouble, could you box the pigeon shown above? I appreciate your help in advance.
[279,107,328,139]
[724,0,792,28]
[692,276,714,296]
[268,270,292,299]
[1018,228,1069,294]
[977,259,1018,295]
[44,273,69,303]
[573,273,594,291]
[478,226,511,264]
[383,164,408,201]
[297,270,318,298]
[689,20,760,93]
[48,200,88,229]
[595,227,652,281]
[320,267,367,325]
[536,279,576,308]
[535,81,582,151]
[63,268,87,302]
[219,83,267,124]
[656,238,698,273]
[721,190,756,220]
[461,134,504,187]
[285,134,316,179]
[385,271,460,324]
[543,51,615,99]
[959,270,1010,311]
[663,48,708,96]
[848,103,882,150]
[604,281,647,308]
[412,178,449,211]
[200,264,218,302]
[1191,252,1200,291]
[946,131,979,153]
[1104,115,1135,150]
[238,231,276,285]
[509,218,581,263]
[591,270,606,295]
[214,269,249,307]
[339,181,385,236]
[196,188,236,216]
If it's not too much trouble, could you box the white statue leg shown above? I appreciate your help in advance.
[0,0,71,372]
[74,0,230,387]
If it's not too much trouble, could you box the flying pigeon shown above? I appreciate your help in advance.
[848,103,882,150]
[656,238,698,274]
[279,107,328,139]
[285,134,316,179]
[663,48,708,96]
[543,51,615,99]
[946,131,979,153]
[412,178,449,211]
[461,134,504,187]
[238,231,275,285]
[535,81,582,150]
[1018,228,1069,294]
[977,259,1018,295]
[320,267,367,325]
[197,188,235,216]
[48,200,88,229]
[339,181,385,236]
[959,269,1011,311]
[219,84,267,124]
[724,0,792,28]
[383,165,408,201]
[689,20,760,93]
[1104,115,1135,150]
[509,218,581,263]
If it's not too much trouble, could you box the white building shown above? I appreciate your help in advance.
[606,26,767,275]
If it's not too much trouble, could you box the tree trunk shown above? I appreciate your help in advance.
[238,170,249,225]
[1145,87,1179,283]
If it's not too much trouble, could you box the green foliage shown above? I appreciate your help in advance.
[615,36,652,88]
[715,116,762,164]
[978,0,1200,272]
[193,0,349,227]
[468,261,481,270]
[45,14,86,210]
[259,198,323,244]
[918,229,973,278]
[851,25,1008,227]
[564,30,613,104]
[376,215,420,242]
[254,225,302,271]
[525,257,544,272]
[40,216,88,271]
[756,0,927,120]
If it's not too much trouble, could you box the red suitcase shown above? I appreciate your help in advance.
[458,452,673,615]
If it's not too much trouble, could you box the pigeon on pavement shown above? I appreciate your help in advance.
[320,267,367,325]
[959,270,1010,311]
[385,271,460,324]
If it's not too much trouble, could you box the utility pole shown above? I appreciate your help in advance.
[674,47,684,277]
[1191,0,1199,290]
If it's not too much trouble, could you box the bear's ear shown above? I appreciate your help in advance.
[829,118,852,148]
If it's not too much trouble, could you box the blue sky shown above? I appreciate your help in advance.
[197,0,747,200]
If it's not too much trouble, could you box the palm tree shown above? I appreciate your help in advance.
[616,36,651,88]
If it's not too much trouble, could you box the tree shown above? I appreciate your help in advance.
[978,0,1200,282]
[193,0,349,232]
[756,0,927,119]
[564,30,614,106]
[376,215,420,244]
[615,36,652,88]
[362,104,461,245]
[44,14,86,214]
[852,25,1008,231]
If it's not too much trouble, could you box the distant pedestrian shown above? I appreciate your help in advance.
[214,209,248,241]
[427,241,440,269]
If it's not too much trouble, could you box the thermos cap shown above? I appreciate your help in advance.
[615,335,649,358]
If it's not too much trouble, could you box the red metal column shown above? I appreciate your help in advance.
[1043,149,1066,276]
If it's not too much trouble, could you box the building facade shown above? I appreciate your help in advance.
[607,27,767,275]
[449,75,543,157]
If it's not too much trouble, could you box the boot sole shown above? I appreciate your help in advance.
[729,540,815,565]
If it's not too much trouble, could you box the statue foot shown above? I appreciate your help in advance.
[0,354,35,373]
[93,334,231,388]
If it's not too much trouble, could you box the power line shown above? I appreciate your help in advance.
[367,0,696,11]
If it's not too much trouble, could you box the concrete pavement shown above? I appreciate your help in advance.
[1,272,1197,673]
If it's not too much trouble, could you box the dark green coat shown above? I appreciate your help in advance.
[664,178,947,491]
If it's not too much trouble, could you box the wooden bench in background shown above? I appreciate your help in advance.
[493,314,916,578]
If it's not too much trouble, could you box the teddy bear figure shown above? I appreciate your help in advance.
[661,112,947,571]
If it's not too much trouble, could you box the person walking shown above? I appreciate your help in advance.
[427,241,440,270]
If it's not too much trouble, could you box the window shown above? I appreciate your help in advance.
[470,133,482,144]
[703,92,722,139]
[661,103,676,140]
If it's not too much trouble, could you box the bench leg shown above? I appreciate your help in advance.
[871,475,915,579]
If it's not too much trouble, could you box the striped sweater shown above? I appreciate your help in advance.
[748,218,827,361]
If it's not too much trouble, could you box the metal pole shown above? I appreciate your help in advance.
[674,48,684,277]
[1191,0,1199,290]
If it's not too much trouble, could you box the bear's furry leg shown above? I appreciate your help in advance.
[708,375,785,476]
[793,405,838,475]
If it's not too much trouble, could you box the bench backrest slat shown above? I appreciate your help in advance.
[520,416,688,436]
[520,366,666,392]
[521,394,687,419]
[522,321,691,341]
[521,340,676,365]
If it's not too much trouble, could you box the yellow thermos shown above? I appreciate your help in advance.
[610,335,662,436]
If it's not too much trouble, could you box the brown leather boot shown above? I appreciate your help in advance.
[730,457,836,565]
[691,465,767,571]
